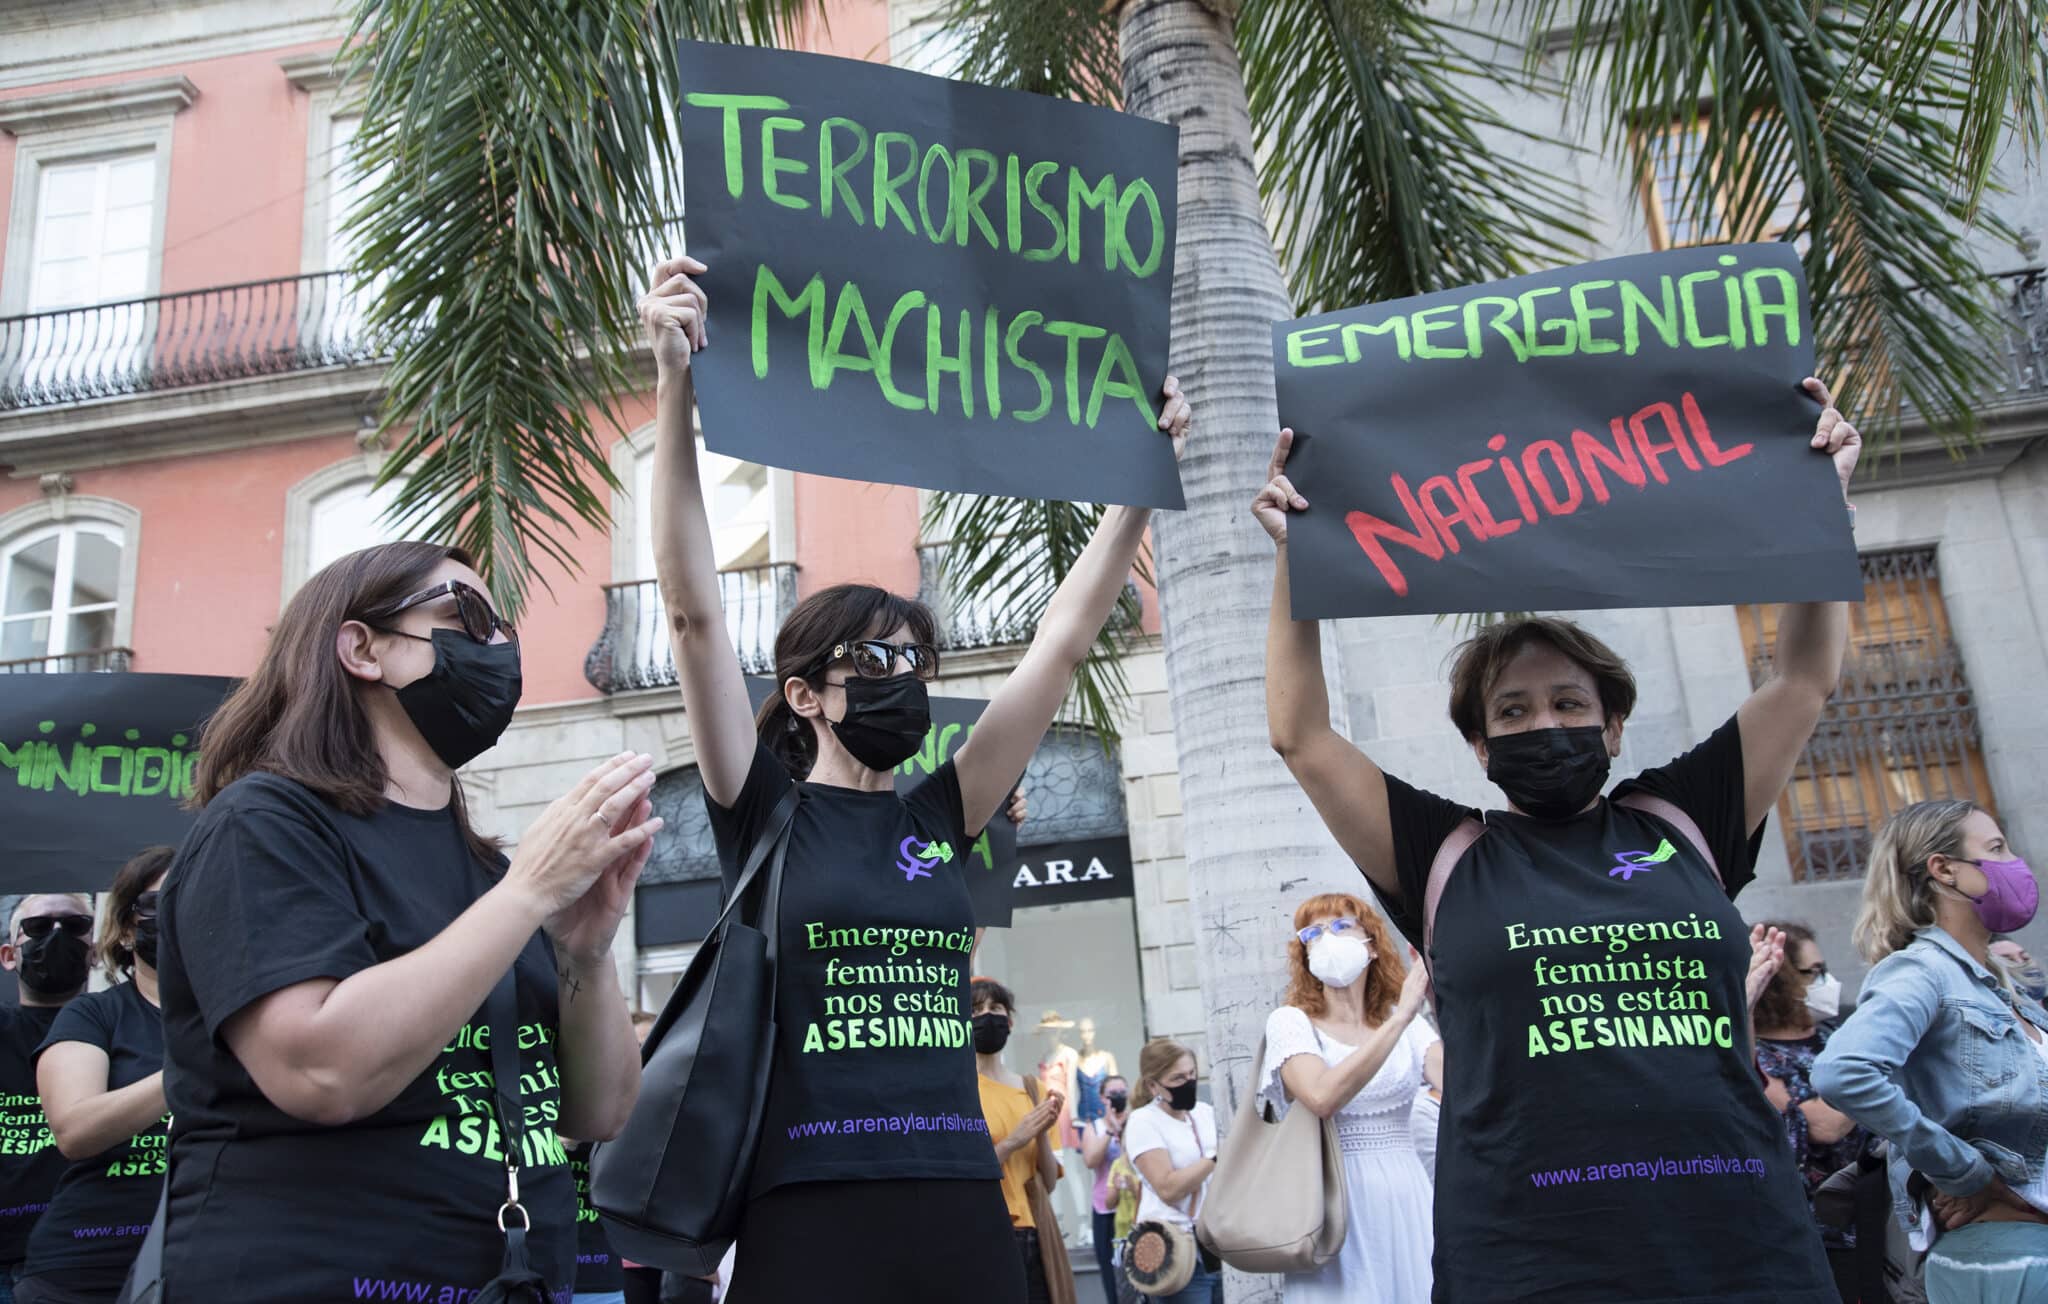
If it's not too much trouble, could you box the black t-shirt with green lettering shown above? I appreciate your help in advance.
[706,743,999,1196]
[568,1143,624,1292]
[21,982,167,1292]
[0,1004,65,1264]
[157,773,573,1303]
[1371,718,1834,1304]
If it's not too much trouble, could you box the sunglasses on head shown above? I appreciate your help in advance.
[1296,917,1363,947]
[19,914,93,941]
[822,639,939,682]
[369,581,516,645]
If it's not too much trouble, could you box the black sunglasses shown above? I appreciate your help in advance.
[823,639,939,682]
[369,581,516,645]
[1795,961,1829,981]
[133,891,160,922]
[19,914,93,941]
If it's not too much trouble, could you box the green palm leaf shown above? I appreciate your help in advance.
[344,0,814,616]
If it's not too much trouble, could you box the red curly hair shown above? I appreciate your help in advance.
[1285,893,1405,1023]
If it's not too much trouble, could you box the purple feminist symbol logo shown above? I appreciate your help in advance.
[894,836,949,882]
[1609,839,1680,881]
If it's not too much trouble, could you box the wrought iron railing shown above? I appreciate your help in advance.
[0,272,390,410]
[1940,269,2048,407]
[584,565,798,693]
[0,647,132,674]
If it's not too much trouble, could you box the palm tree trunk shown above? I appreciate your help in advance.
[1120,4,1357,1299]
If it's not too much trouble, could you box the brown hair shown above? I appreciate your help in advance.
[754,583,939,779]
[970,975,1016,1016]
[1130,1037,1195,1111]
[99,845,174,980]
[193,542,500,865]
[1751,920,1819,1032]
[1284,893,1405,1024]
[1446,617,1637,742]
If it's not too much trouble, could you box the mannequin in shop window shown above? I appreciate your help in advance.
[1073,1018,1119,1130]
[1038,1012,1082,1151]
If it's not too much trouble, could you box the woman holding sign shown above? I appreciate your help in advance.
[639,254,1189,1304]
[1255,379,1859,1303]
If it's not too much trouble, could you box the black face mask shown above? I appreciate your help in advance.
[830,673,931,772]
[971,1013,1011,1055]
[1485,725,1611,821]
[17,931,90,996]
[1106,1091,1129,1112]
[1164,1080,1198,1112]
[132,916,159,971]
[389,629,524,770]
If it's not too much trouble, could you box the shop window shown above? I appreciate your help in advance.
[1738,546,1998,882]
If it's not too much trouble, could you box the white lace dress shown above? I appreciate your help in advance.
[1261,1005,1437,1303]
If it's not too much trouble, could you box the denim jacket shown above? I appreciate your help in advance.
[1811,926,2048,1232]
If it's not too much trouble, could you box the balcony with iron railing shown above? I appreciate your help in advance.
[0,272,390,411]
[584,565,799,694]
[916,541,1143,652]
[0,647,132,674]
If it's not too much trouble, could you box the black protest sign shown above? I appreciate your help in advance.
[676,40,1183,509]
[1272,244,1864,618]
[0,674,234,892]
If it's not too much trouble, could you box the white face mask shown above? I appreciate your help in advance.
[1804,973,1843,1022]
[1307,934,1373,989]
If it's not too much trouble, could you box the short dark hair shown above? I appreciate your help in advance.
[970,976,1014,1015]
[755,583,940,780]
[1446,616,1637,742]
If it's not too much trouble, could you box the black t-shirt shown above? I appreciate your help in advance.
[567,1143,624,1292]
[706,743,998,1195]
[157,773,574,1303]
[0,1004,65,1264]
[1371,717,1834,1304]
[21,983,167,1292]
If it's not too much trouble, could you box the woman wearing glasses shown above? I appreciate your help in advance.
[1752,922,1864,1301]
[16,848,172,1304]
[153,543,660,1303]
[639,254,1191,1304]
[1261,894,1438,1302]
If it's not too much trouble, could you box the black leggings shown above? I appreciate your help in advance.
[727,1178,1025,1304]
[1093,1210,1119,1304]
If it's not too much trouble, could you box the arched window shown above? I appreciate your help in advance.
[1,518,127,670]
[306,477,406,579]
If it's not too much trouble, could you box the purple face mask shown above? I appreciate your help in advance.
[1953,856,2040,934]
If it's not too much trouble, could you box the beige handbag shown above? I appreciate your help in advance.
[1195,1033,1347,1273]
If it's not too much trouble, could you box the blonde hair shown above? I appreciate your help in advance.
[1853,799,1983,964]
[1131,1038,1194,1111]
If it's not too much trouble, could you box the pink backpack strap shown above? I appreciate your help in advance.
[1614,791,1722,891]
[1422,817,1486,975]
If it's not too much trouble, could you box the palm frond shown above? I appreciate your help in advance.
[343,0,816,616]
[1241,0,1593,311]
[1524,0,2015,447]
[921,0,1122,104]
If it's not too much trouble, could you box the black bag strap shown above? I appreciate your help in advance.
[486,966,525,1230]
[715,784,803,935]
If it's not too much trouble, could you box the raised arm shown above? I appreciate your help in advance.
[1256,430,1398,899]
[641,256,758,807]
[1279,966,1429,1119]
[953,379,1191,831]
[1736,379,1859,832]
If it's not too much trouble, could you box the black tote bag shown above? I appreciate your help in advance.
[590,784,801,1278]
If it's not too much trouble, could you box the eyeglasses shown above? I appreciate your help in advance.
[823,639,939,682]
[1296,917,1363,947]
[18,914,93,941]
[1794,961,1829,982]
[133,892,159,923]
[369,581,516,645]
